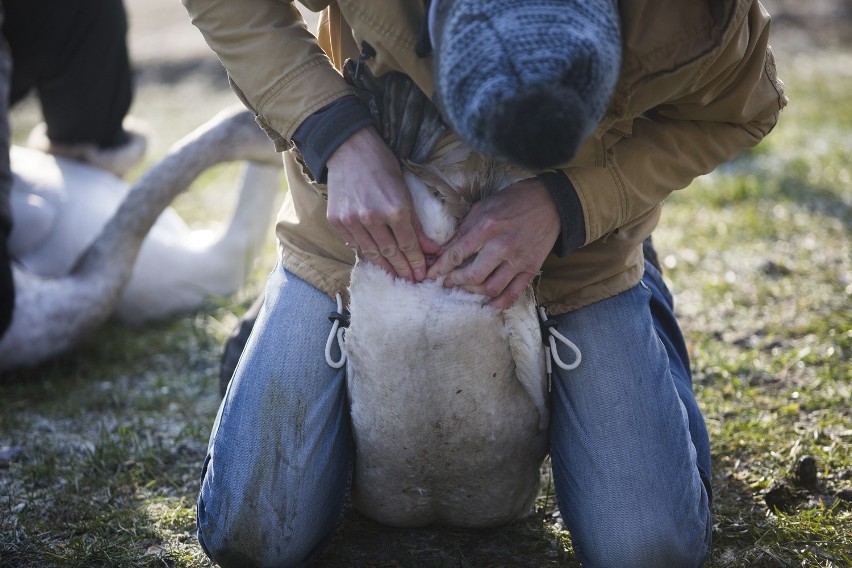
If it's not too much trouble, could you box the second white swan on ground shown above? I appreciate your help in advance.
[1,107,282,372]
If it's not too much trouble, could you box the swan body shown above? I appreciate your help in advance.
[345,145,549,528]
[9,138,282,324]
[0,107,282,371]
[113,161,282,323]
[9,147,120,277]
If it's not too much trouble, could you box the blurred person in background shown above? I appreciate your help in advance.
[0,0,145,339]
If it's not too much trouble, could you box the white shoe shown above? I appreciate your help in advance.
[27,116,148,178]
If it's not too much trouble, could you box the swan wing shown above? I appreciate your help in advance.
[502,287,549,431]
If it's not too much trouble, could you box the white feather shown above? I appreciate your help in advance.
[0,107,282,371]
[8,127,282,324]
[345,143,548,528]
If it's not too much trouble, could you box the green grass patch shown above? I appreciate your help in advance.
[656,48,852,568]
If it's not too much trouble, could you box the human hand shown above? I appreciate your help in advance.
[426,178,561,310]
[0,232,15,339]
[326,126,439,281]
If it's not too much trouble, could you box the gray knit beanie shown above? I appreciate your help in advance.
[430,0,622,169]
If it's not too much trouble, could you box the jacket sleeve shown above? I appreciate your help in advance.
[563,1,787,244]
[181,0,357,152]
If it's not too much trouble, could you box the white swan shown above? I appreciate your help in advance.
[0,107,282,372]
[344,143,551,528]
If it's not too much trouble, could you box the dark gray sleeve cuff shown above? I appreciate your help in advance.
[291,95,376,184]
[537,170,586,257]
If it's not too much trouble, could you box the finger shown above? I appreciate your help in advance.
[419,233,442,256]
[420,231,442,271]
[443,245,506,289]
[425,232,479,280]
[327,211,356,247]
[411,214,442,256]
[487,272,535,311]
[335,226,359,251]
[389,217,426,281]
[369,223,415,281]
[408,215,443,280]
[348,224,397,275]
[453,260,515,297]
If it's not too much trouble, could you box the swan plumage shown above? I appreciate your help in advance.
[0,107,282,371]
[344,143,549,528]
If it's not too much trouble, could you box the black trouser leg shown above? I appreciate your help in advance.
[0,4,15,338]
[2,0,133,148]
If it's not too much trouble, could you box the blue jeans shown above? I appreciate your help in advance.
[197,262,712,568]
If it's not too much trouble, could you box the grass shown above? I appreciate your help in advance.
[1,43,850,568]
[653,49,852,567]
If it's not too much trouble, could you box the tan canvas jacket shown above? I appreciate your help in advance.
[183,0,786,314]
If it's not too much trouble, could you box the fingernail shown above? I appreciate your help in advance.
[414,268,425,281]
[443,277,454,288]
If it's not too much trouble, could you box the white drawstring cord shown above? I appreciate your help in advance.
[325,293,348,369]
[328,295,579,373]
[538,306,582,372]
